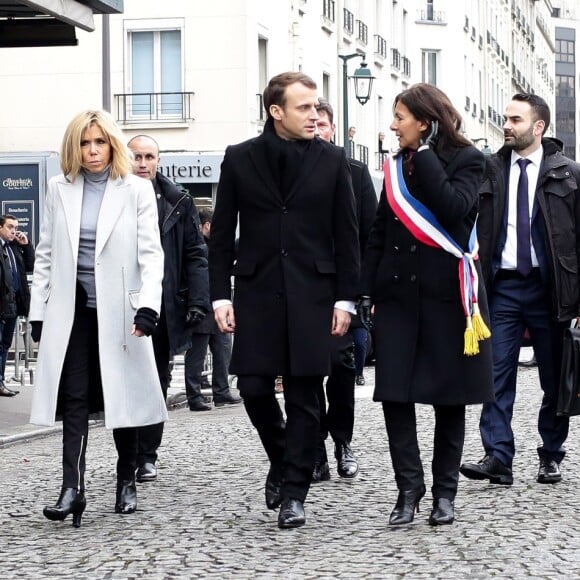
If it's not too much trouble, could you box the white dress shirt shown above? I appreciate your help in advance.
[500,146,543,270]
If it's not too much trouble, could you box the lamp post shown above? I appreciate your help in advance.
[338,53,375,153]
[473,137,492,156]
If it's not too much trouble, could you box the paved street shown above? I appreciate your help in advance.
[2,354,580,578]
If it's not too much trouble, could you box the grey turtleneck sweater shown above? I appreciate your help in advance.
[77,166,110,308]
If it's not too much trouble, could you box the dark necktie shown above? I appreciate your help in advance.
[516,158,532,276]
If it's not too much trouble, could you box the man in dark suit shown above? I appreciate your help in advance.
[0,215,34,397]
[127,135,209,482]
[312,99,377,482]
[209,72,359,528]
[460,93,580,485]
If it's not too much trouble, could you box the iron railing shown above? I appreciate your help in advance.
[115,91,194,124]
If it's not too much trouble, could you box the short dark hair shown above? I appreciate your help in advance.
[511,93,551,135]
[0,215,17,227]
[263,72,317,120]
[199,207,213,225]
[316,99,334,125]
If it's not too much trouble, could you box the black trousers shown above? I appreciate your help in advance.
[237,374,321,503]
[318,332,356,451]
[134,311,170,466]
[382,402,465,501]
[60,305,136,488]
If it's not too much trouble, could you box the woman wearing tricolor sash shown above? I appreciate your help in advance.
[359,84,494,526]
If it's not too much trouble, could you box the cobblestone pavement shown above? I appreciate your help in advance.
[3,362,580,579]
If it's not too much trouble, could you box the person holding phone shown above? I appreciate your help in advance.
[359,83,494,526]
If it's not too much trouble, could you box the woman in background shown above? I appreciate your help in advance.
[29,109,166,527]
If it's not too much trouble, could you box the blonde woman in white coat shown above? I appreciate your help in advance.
[29,110,166,528]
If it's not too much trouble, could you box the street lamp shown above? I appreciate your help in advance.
[338,53,375,151]
[473,137,492,156]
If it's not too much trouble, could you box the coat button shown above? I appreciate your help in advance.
[275,291,284,299]
[393,246,400,253]
[410,245,417,253]
[282,206,288,214]
[281,249,288,257]
[410,274,417,282]
[394,216,400,221]
[393,274,399,282]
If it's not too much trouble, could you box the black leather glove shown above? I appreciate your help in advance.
[419,119,439,150]
[356,296,372,331]
[185,306,207,328]
[30,321,43,343]
[133,307,158,336]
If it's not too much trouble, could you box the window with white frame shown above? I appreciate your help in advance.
[124,19,184,120]
[421,50,438,85]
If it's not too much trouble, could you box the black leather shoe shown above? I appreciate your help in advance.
[115,480,137,514]
[265,466,283,510]
[311,460,331,483]
[460,455,513,485]
[537,457,561,484]
[389,485,426,525]
[335,442,359,478]
[429,498,455,526]
[519,354,537,368]
[43,487,86,528]
[0,381,18,396]
[136,462,157,483]
[355,375,365,386]
[277,498,306,529]
[213,393,242,407]
[189,399,211,411]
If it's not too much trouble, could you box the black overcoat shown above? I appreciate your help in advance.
[361,145,494,405]
[154,172,209,355]
[209,134,360,376]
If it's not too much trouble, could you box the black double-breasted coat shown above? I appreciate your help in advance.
[361,145,494,405]
[209,133,360,377]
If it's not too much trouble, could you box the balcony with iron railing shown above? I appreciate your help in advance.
[256,93,266,124]
[374,34,387,59]
[416,9,446,23]
[356,19,368,45]
[357,144,369,166]
[376,151,389,171]
[114,91,194,124]
[323,0,335,23]
[391,48,401,70]
[343,8,354,35]
[402,56,411,77]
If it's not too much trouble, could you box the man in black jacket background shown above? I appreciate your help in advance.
[0,215,34,397]
[313,100,377,481]
[128,135,209,482]
[460,94,580,486]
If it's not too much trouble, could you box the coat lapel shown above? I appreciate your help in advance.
[284,139,323,204]
[249,137,283,202]
[95,176,126,257]
[58,177,84,265]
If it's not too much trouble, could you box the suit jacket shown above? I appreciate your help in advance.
[29,172,167,428]
[209,132,360,376]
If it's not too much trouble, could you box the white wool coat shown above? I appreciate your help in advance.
[29,172,168,429]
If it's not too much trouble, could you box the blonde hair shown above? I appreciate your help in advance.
[60,110,133,180]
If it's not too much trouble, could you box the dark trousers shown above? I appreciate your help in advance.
[318,333,355,450]
[135,314,170,466]
[352,327,368,376]
[382,402,465,500]
[60,305,136,488]
[0,315,17,381]
[184,331,232,404]
[238,374,321,503]
[479,271,569,467]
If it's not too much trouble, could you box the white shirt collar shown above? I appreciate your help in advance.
[511,145,543,169]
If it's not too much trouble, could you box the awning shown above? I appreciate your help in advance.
[0,0,123,46]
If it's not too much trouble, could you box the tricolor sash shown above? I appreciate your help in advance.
[383,154,490,356]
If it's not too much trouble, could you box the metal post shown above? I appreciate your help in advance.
[102,14,111,112]
[342,57,350,151]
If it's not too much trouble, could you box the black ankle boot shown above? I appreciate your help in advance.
[43,487,86,528]
[389,485,426,525]
[115,480,137,514]
[429,498,455,525]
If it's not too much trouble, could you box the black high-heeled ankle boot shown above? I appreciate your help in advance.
[429,498,455,526]
[115,480,137,514]
[43,487,86,528]
[389,485,426,525]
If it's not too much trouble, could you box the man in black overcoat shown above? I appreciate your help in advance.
[128,135,209,482]
[209,72,359,528]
